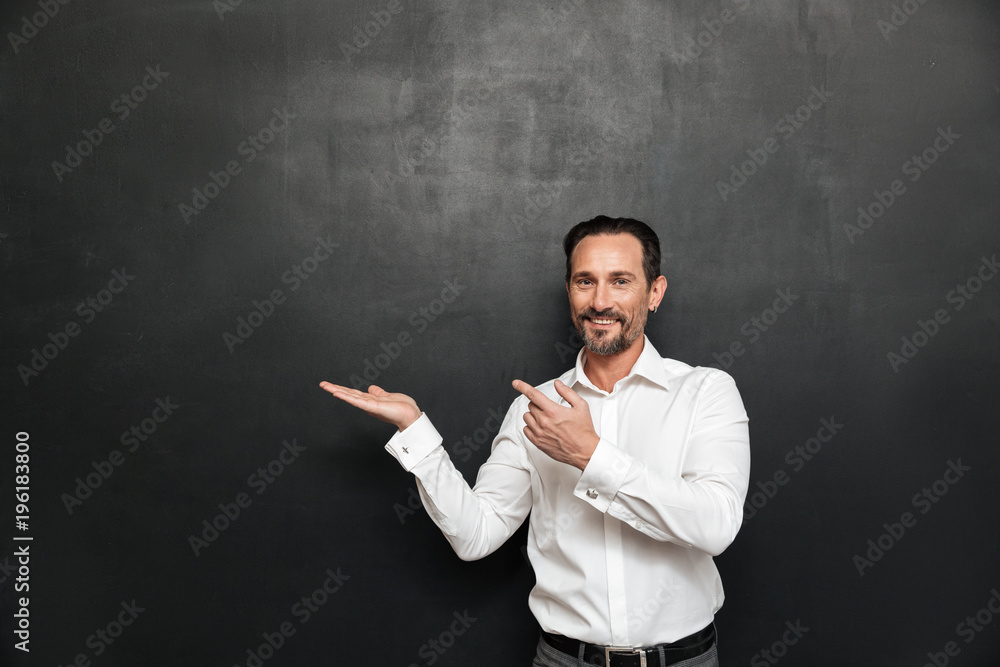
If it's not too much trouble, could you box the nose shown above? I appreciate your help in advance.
[592,281,614,312]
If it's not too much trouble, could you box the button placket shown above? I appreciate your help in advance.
[601,395,629,646]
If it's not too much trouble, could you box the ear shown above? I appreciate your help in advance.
[648,275,667,311]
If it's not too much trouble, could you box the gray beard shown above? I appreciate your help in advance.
[577,313,645,356]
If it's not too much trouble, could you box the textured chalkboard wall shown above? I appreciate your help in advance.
[2,0,999,665]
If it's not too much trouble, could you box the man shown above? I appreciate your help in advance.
[321,216,750,666]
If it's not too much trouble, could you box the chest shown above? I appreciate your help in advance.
[525,383,698,488]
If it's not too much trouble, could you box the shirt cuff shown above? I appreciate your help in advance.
[574,438,633,512]
[384,413,443,472]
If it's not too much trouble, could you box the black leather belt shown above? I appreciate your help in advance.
[541,624,715,667]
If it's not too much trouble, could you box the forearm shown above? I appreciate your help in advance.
[574,443,747,555]
[608,462,746,555]
[574,373,751,555]
[387,414,532,561]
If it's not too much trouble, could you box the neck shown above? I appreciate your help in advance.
[582,335,645,393]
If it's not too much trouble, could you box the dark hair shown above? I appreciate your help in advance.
[563,216,661,287]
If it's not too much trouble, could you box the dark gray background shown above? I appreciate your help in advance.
[2,0,999,665]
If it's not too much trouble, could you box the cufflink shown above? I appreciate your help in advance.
[587,488,598,499]
[402,446,409,454]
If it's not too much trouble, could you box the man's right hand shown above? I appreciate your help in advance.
[319,382,422,432]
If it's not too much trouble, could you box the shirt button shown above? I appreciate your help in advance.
[635,520,644,529]
[587,489,598,499]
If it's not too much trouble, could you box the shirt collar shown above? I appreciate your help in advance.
[566,334,671,394]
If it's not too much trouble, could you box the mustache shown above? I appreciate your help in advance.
[578,308,627,321]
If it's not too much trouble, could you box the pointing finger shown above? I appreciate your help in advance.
[512,379,557,410]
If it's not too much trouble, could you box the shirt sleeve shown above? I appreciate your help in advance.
[385,408,534,562]
[573,371,751,556]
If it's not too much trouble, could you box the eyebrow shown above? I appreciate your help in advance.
[571,270,639,280]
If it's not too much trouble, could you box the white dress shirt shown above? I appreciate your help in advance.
[384,335,750,647]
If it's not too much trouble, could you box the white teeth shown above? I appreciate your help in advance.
[591,319,616,325]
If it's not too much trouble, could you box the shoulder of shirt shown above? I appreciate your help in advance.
[658,356,738,389]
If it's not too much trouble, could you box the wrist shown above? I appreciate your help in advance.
[574,432,600,470]
[396,409,421,432]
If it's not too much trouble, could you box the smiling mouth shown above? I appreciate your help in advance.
[588,318,618,326]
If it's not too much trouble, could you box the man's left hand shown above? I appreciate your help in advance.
[512,379,600,470]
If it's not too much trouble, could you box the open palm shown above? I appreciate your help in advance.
[319,382,421,431]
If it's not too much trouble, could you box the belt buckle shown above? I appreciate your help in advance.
[604,646,646,667]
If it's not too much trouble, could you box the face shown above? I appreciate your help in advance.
[566,233,662,358]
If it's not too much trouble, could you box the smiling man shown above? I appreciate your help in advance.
[321,216,750,667]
